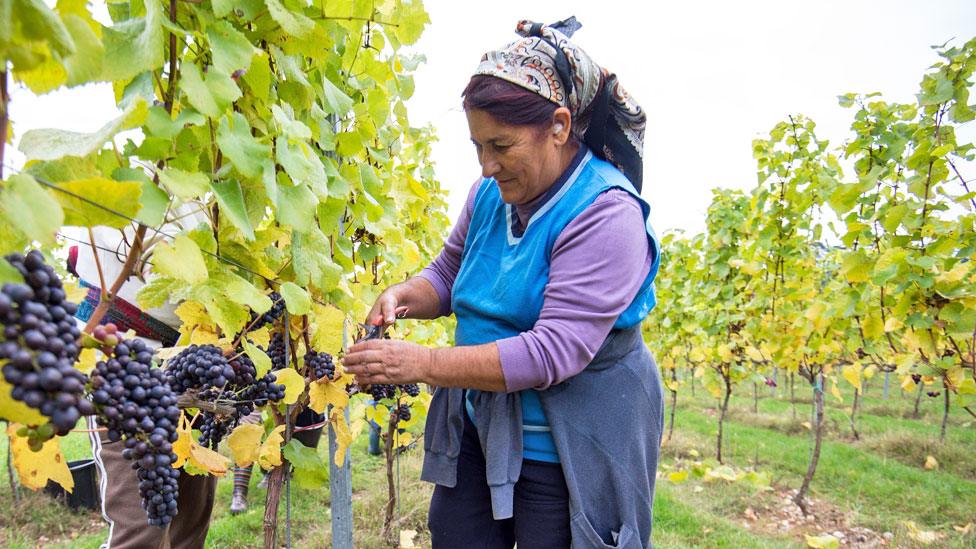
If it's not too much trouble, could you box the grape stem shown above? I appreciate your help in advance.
[87,227,109,300]
[83,225,147,334]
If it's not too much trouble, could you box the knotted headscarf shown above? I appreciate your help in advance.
[474,17,647,191]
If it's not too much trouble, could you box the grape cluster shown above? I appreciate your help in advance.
[89,336,181,527]
[393,403,411,423]
[247,292,285,331]
[265,331,288,370]
[0,251,90,440]
[165,344,285,448]
[165,344,237,391]
[367,382,419,402]
[305,350,334,381]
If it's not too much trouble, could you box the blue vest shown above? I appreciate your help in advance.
[452,149,660,462]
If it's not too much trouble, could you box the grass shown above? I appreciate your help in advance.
[0,379,973,548]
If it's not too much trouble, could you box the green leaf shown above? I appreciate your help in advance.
[205,297,248,337]
[211,179,255,240]
[153,234,208,284]
[18,98,148,161]
[15,0,76,56]
[100,0,164,82]
[244,340,273,379]
[53,177,142,228]
[265,0,314,38]
[216,112,270,178]
[219,273,271,313]
[207,20,258,75]
[179,62,242,119]
[242,52,271,103]
[136,276,180,310]
[274,182,316,233]
[61,14,104,87]
[134,178,169,227]
[276,137,325,190]
[390,0,429,46]
[15,49,68,94]
[320,76,353,116]
[158,167,211,200]
[280,281,311,315]
[282,439,328,488]
[293,228,342,291]
[0,174,64,246]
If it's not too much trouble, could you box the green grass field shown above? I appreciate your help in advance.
[1,377,973,548]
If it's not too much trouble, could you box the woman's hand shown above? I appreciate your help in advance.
[343,339,433,387]
[366,287,410,327]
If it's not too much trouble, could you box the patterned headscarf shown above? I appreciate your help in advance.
[475,17,647,191]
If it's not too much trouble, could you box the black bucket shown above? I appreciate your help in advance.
[292,407,325,448]
[44,459,100,511]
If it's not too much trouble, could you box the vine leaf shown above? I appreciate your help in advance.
[274,367,304,405]
[99,0,163,82]
[282,439,328,488]
[244,341,273,379]
[154,234,208,284]
[216,112,270,178]
[264,0,314,39]
[18,98,148,161]
[158,167,210,201]
[6,424,74,492]
[257,424,286,470]
[0,379,47,425]
[279,282,311,315]
[226,423,264,467]
[207,20,259,75]
[173,415,230,476]
[212,179,255,240]
[53,177,142,228]
[0,174,64,246]
[179,62,242,119]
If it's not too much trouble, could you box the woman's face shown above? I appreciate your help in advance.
[466,109,568,205]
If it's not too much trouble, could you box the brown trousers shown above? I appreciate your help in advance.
[87,416,218,549]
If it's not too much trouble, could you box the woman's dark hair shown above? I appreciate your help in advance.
[462,75,557,129]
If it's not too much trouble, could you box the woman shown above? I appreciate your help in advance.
[344,18,663,549]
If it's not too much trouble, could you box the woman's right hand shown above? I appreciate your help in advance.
[366,287,409,327]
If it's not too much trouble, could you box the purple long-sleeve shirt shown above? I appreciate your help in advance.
[419,170,653,393]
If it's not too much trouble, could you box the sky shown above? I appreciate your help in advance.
[8,0,976,237]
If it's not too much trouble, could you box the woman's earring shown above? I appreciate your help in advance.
[553,123,564,135]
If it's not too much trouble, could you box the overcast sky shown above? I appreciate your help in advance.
[8,0,976,237]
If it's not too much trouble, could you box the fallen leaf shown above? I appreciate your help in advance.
[924,455,938,470]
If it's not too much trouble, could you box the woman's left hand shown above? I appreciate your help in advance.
[343,339,433,387]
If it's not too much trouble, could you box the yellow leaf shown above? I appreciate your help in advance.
[173,415,229,475]
[687,449,700,458]
[394,430,413,449]
[189,441,230,476]
[248,326,271,349]
[0,379,47,425]
[400,529,419,548]
[7,424,73,492]
[801,421,812,430]
[842,363,862,394]
[862,315,883,339]
[274,368,305,405]
[829,381,843,403]
[689,348,706,362]
[74,348,100,375]
[884,317,903,332]
[745,346,765,362]
[924,455,939,470]
[227,423,264,468]
[953,523,973,535]
[900,375,918,392]
[805,534,839,549]
[936,262,969,284]
[902,521,940,545]
[63,281,88,303]
[257,425,286,470]
[667,470,689,484]
[365,403,390,426]
[717,344,733,363]
[331,408,353,467]
[308,374,352,414]
[312,304,345,355]
[704,465,738,482]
